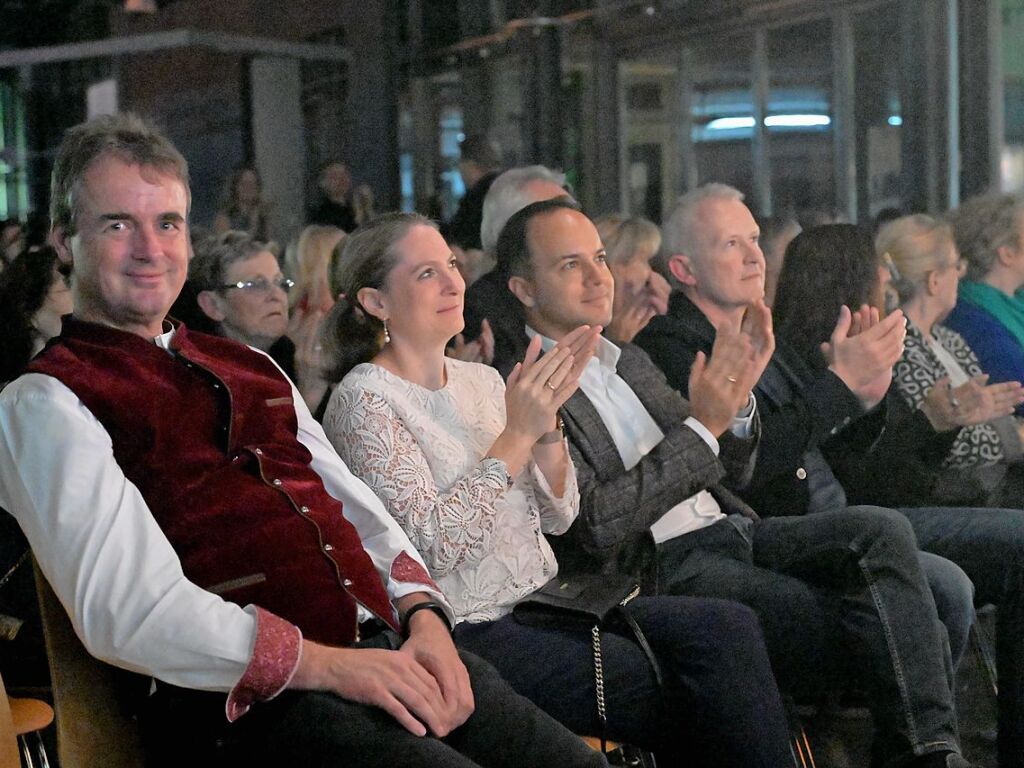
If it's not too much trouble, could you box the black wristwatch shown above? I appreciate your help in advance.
[400,600,452,639]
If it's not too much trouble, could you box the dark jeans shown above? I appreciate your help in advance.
[900,505,1024,768]
[455,594,793,768]
[140,643,606,768]
[656,507,960,765]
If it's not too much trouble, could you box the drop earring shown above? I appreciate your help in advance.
[382,319,391,344]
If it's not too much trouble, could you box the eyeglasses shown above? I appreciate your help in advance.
[217,276,295,294]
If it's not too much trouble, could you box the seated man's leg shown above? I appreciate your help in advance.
[656,518,839,698]
[454,597,792,768]
[144,650,605,768]
[752,506,961,764]
[900,506,1024,768]
[917,550,975,671]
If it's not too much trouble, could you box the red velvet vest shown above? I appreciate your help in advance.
[28,318,397,645]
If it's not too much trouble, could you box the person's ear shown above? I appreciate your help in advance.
[667,254,698,287]
[508,275,536,308]
[50,227,74,267]
[196,290,227,322]
[926,268,942,296]
[356,286,388,322]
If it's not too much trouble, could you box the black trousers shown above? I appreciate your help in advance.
[140,640,607,768]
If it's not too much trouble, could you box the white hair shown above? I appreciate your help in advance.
[480,165,567,255]
[658,183,745,286]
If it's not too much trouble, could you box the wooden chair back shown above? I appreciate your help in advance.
[33,563,145,768]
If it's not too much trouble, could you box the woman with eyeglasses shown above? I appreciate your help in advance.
[878,214,1024,508]
[190,231,331,415]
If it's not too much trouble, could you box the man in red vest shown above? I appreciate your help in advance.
[0,113,605,767]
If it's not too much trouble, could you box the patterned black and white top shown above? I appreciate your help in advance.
[895,321,1006,469]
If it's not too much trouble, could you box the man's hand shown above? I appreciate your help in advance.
[399,605,474,737]
[290,640,453,737]
[739,299,775,388]
[689,320,756,437]
[823,305,906,409]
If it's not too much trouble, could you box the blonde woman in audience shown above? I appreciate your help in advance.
[593,215,668,344]
[318,211,793,768]
[880,214,1024,508]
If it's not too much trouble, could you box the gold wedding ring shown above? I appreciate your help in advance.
[727,376,738,384]
[545,380,557,390]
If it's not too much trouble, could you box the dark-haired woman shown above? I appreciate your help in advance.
[320,212,793,768]
[0,247,73,382]
[773,223,1024,768]
[214,166,271,241]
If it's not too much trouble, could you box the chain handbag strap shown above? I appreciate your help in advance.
[591,623,609,751]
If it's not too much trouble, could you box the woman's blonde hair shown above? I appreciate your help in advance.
[286,224,346,309]
[875,214,955,303]
[594,214,661,266]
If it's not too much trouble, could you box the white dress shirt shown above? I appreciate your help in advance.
[531,330,755,543]
[0,329,445,695]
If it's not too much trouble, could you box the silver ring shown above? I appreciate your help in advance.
[949,396,960,409]
[726,376,738,384]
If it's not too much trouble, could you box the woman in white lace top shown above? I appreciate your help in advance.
[317,211,794,767]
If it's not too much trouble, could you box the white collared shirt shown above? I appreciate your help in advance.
[529,328,755,543]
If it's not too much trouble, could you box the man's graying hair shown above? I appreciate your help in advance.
[480,165,567,255]
[659,183,745,289]
[50,112,191,235]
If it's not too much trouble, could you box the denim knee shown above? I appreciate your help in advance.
[845,505,919,556]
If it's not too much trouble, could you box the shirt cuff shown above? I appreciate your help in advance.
[225,607,302,722]
[684,416,720,456]
[730,393,757,438]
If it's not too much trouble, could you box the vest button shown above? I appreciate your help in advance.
[213,383,221,389]
[343,578,353,587]
[324,544,334,551]
[796,468,807,480]
[273,478,283,486]
[254,448,263,455]
[300,506,310,514]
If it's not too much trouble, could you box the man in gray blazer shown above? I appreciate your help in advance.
[495,197,973,768]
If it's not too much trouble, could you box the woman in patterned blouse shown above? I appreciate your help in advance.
[879,214,1024,508]
[318,212,794,767]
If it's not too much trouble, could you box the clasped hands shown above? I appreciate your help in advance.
[291,594,472,738]
[688,300,775,437]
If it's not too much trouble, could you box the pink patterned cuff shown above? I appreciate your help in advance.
[225,607,302,722]
[390,550,440,592]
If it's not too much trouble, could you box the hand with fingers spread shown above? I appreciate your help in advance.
[688,320,758,438]
[823,304,906,410]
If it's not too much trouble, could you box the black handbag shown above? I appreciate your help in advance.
[513,574,663,755]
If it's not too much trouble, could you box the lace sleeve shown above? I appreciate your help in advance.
[324,386,511,578]
[527,448,579,536]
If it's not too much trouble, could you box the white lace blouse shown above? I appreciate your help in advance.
[322,358,579,623]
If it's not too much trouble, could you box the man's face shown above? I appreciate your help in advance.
[205,251,290,350]
[513,208,614,340]
[52,154,189,338]
[675,197,765,314]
